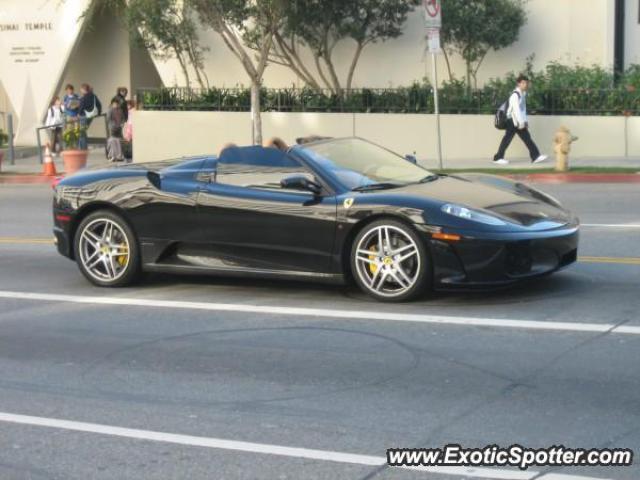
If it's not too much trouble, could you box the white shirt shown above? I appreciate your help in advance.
[45,106,64,128]
[507,87,527,128]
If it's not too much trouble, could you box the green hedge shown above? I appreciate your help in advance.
[138,63,640,115]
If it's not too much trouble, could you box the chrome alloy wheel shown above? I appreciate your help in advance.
[354,225,421,298]
[78,218,131,282]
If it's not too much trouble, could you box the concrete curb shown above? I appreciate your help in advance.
[0,175,57,185]
[506,173,640,184]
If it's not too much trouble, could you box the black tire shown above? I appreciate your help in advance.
[74,210,141,287]
[350,219,431,302]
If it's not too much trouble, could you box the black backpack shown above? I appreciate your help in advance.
[494,90,520,130]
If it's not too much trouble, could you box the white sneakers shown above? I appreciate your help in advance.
[492,155,548,166]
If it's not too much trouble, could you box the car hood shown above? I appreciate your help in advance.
[383,175,574,228]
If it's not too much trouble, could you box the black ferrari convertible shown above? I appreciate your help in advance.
[53,137,579,302]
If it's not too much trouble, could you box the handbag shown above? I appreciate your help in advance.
[84,96,99,119]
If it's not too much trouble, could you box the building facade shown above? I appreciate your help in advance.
[0,0,638,145]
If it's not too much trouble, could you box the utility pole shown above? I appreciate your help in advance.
[424,0,443,169]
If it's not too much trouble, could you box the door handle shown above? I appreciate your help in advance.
[196,171,216,183]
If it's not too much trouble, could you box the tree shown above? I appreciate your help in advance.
[191,0,286,145]
[126,0,208,89]
[440,0,526,89]
[264,0,420,95]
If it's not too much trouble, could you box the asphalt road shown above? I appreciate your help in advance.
[0,183,639,480]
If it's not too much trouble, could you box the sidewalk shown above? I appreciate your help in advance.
[1,147,639,183]
[3,147,639,174]
[0,146,110,176]
[420,155,640,171]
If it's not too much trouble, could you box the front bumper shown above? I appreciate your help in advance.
[425,225,579,288]
[54,225,73,258]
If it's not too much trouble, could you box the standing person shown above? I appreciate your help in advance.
[106,98,124,162]
[63,84,80,119]
[45,96,64,156]
[122,100,135,162]
[111,87,129,124]
[78,83,102,150]
[493,75,548,165]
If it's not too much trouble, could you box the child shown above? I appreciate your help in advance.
[63,84,80,119]
[45,96,64,156]
[122,100,135,162]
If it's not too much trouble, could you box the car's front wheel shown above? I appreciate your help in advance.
[351,219,431,302]
[74,210,140,287]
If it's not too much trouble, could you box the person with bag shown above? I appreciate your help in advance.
[45,96,64,156]
[493,74,547,165]
[78,83,102,150]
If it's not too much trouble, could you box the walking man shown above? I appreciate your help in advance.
[493,74,547,165]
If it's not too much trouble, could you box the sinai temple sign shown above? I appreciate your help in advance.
[1,22,54,68]
[0,22,54,32]
[0,0,89,144]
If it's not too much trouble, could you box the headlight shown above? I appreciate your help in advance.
[441,203,507,226]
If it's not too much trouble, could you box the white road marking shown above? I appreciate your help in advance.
[0,290,639,336]
[581,224,640,228]
[0,411,608,480]
[537,475,610,480]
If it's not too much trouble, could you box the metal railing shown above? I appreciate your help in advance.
[0,112,15,167]
[137,86,640,116]
[35,114,110,164]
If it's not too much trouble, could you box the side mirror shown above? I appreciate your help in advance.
[280,174,322,195]
[405,154,417,164]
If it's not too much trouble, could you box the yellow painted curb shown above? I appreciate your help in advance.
[0,237,54,245]
[579,256,640,266]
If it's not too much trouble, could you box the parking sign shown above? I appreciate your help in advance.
[423,0,441,29]
[427,28,441,53]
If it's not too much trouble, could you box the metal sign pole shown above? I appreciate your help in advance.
[431,52,443,170]
[424,0,443,170]
[7,113,15,165]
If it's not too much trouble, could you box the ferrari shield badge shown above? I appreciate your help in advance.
[343,198,354,209]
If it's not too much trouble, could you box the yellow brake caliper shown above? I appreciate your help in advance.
[117,243,128,266]
[369,245,378,275]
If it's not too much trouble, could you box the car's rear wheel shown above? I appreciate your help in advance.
[350,219,431,302]
[74,210,140,287]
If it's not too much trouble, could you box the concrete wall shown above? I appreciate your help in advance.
[153,0,615,89]
[625,0,640,67]
[133,111,637,166]
[628,116,640,157]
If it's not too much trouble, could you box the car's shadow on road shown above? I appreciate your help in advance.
[130,269,596,308]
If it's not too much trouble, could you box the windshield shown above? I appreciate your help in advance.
[296,138,434,190]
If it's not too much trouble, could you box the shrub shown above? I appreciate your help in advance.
[138,64,640,116]
[62,122,87,150]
